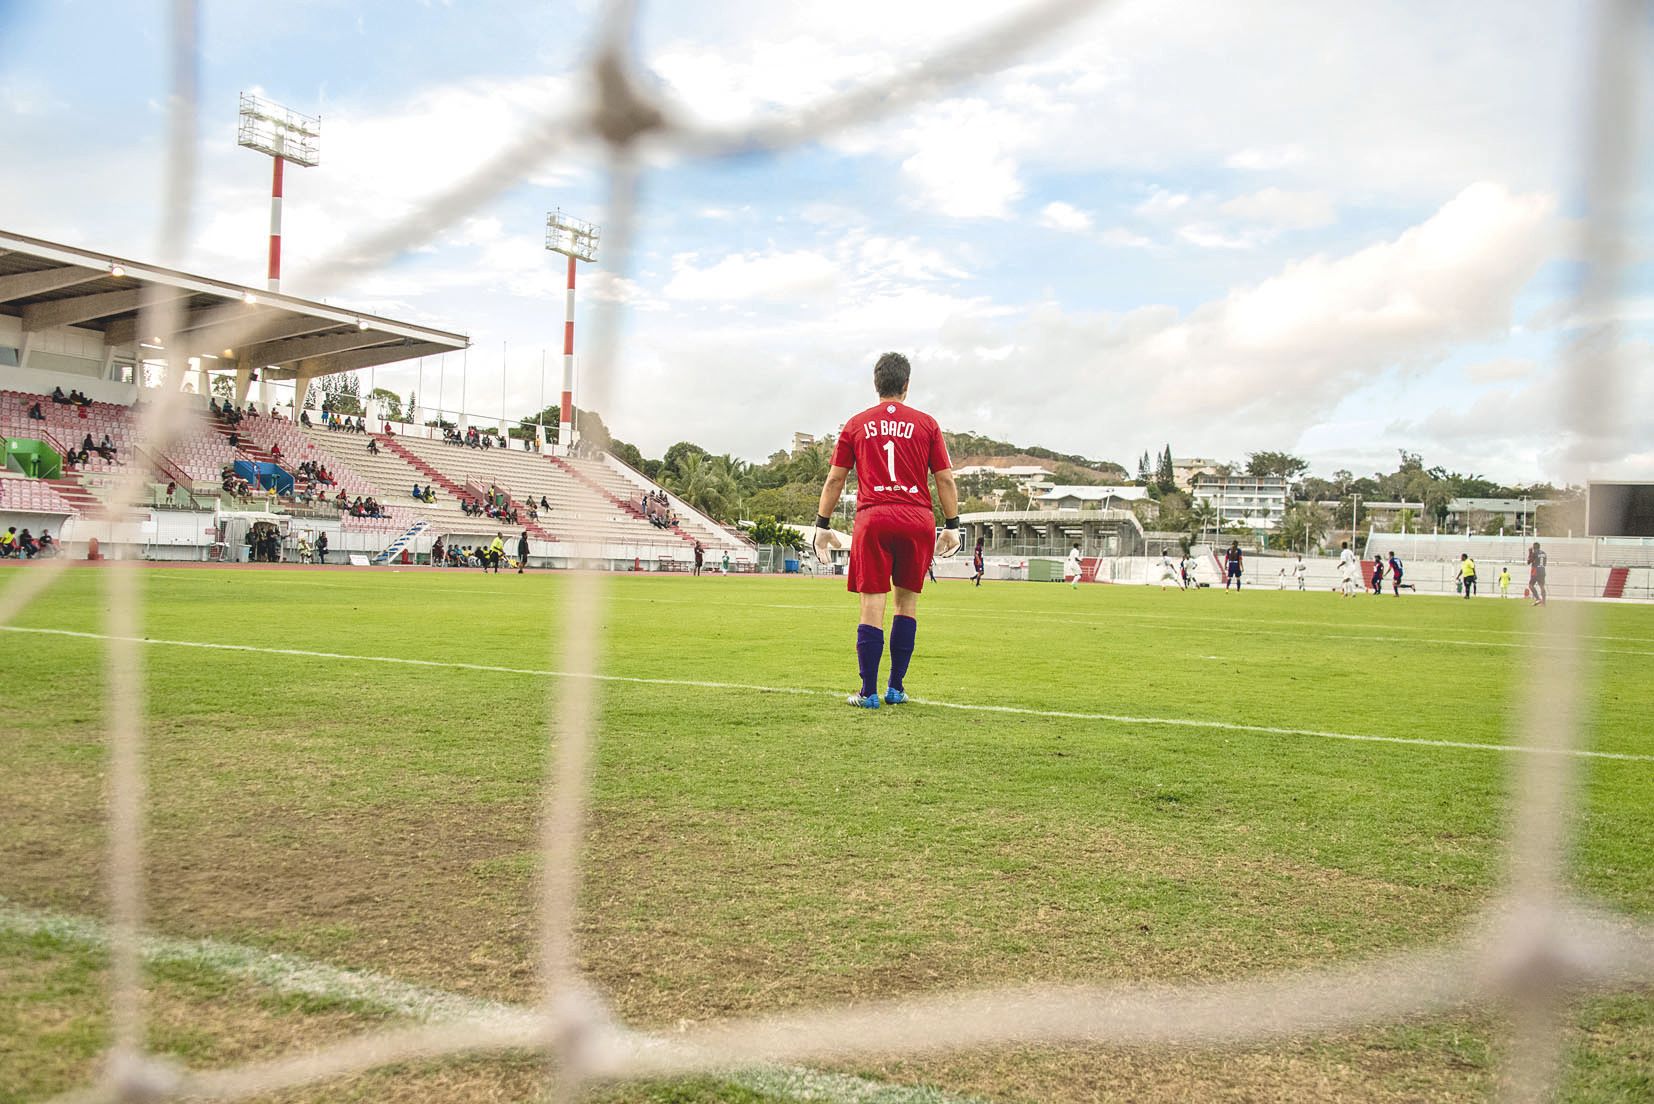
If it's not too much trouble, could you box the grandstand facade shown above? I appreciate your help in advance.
[0,231,755,568]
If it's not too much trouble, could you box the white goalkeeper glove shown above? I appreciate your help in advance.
[811,516,837,565]
[935,518,962,559]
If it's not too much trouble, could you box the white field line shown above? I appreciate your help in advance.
[5,625,1651,764]
[0,898,981,1104]
[80,569,1654,646]
[601,595,1654,657]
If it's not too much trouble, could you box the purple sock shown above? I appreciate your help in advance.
[888,615,916,691]
[856,624,884,698]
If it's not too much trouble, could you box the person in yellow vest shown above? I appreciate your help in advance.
[1498,565,1512,598]
[1458,553,1477,599]
[488,532,505,574]
[0,527,16,558]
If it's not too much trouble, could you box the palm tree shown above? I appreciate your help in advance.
[1188,502,1218,543]
[1279,501,1332,553]
[669,452,744,522]
[788,440,833,485]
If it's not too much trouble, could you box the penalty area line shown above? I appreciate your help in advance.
[4,625,1650,764]
[0,898,983,1104]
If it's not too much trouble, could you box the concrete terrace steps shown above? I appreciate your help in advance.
[391,436,678,547]
[1604,566,1630,599]
[377,434,553,543]
[548,455,696,549]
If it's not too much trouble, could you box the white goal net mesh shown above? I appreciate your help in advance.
[2,1,1650,1101]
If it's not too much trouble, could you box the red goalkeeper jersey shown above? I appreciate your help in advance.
[832,400,952,513]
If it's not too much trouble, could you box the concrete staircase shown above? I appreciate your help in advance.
[373,518,431,565]
[1603,566,1630,599]
[547,456,697,549]
[378,434,554,542]
[44,476,103,516]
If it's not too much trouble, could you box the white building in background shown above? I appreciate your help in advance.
[1190,473,1288,531]
[955,464,1057,495]
[1035,485,1149,512]
[1445,497,1548,534]
[1172,457,1222,490]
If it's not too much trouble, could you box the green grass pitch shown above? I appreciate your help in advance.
[1,565,1650,1103]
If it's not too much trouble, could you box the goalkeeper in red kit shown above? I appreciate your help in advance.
[812,352,961,709]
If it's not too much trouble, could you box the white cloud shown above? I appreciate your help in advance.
[1100,227,1154,249]
[1176,224,1262,251]
[1038,201,1093,232]
[1219,188,1336,231]
[663,249,839,302]
[1464,358,1535,384]
[1135,189,1191,218]
[1225,146,1308,172]
[892,99,1028,218]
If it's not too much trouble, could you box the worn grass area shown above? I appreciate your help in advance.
[0,566,1650,1102]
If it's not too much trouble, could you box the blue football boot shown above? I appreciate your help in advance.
[846,692,881,709]
[883,687,909,705]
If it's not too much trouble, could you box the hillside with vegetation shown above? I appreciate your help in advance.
[519,403,1581,548]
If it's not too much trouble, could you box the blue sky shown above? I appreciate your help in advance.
[1,0,1650,482]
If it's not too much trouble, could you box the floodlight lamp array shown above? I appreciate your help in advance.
[545,209,600,262]
[237,91,321,167]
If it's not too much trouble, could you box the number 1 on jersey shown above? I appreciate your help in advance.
[883,439,898,483]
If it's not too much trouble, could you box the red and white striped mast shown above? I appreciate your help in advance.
[545,209,600,456]
[238,93,320,293]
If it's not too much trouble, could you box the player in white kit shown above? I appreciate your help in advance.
[1156,551,1182,590]
[1066,544,1083,589]
[1337,541,1360,597]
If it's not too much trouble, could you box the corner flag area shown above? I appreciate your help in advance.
[3,566,1651,1103]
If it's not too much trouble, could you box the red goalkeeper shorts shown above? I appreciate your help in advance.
[847,505,935,594]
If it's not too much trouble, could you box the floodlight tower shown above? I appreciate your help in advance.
[545,209,600,455]
[238,93,321,292]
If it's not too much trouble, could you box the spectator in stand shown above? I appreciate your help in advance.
[37,530,54,557]
[411,482,423,500]
[517,530,529,573]
[51,386,69,404]
[81,432,95,455]
[17,529,36,558]
[228,430,240,448]
[164,480,177,503]
[367,438,380,455]
[27,400,45,420]
[300,409,312,427]
[269,443,282,462]
[540,495,550,511]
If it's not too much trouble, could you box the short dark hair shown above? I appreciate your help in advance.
[873,352,911,398]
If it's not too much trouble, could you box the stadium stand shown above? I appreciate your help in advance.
[230,413,378,502]
[0,472,76,515]
[391,434,684,548]
[294,425,520,541]
[561,453,748,553]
